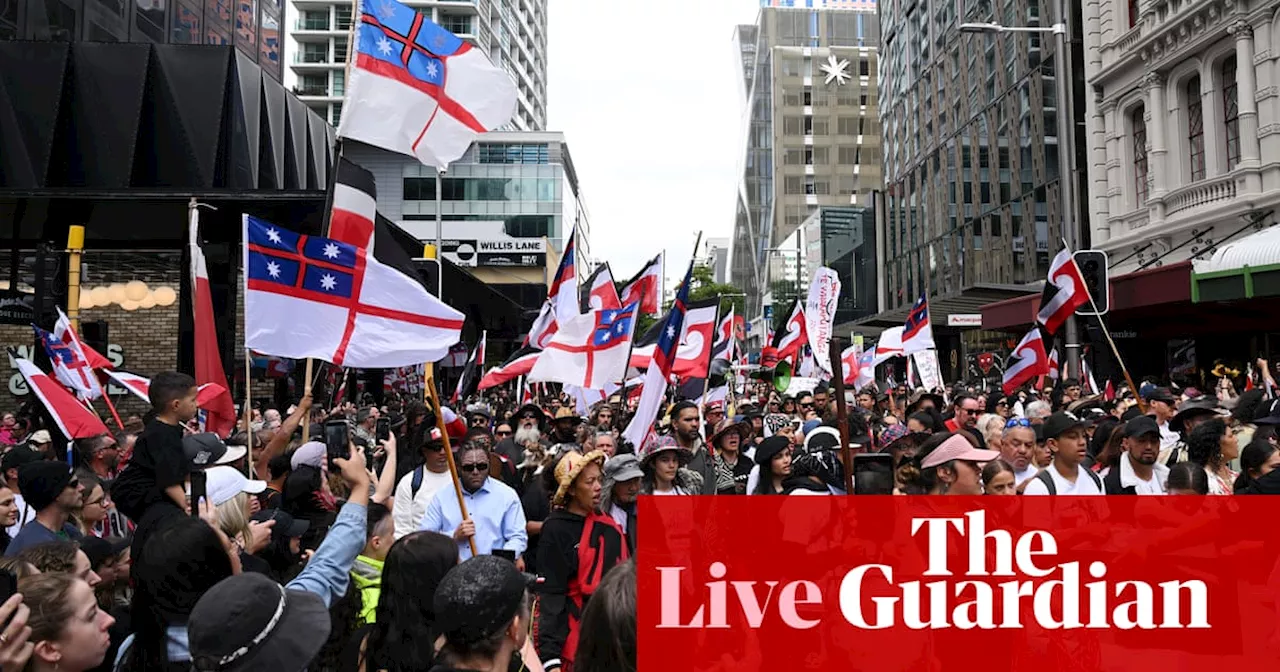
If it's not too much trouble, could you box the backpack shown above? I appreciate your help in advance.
[1035,466,1102,494]
[411,464,427,498]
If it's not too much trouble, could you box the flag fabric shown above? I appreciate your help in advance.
[712,306,736,363]
[804,267,841,378]
[840,344,875,387]
[13,356,109,441]
[1037,249,1091,335]
[243,215,465,368]
[103,370,230,408]
[329,157,380,249]
[901,292,936,355]
[529,303,639,390]
[33,324,102,402]
[623,260,694,449]
[337,0,516,169]
[54,308,112,371]
[1047,346,1061,380]
[872,326,905,366]
[548,233,579,325]
[478,346,542,390]
[772,299,807,363]
[191,209,238,438]
[451,332,486,404]
[580,263,622,313]
[525,300,559,350]
[619,253,662,316]
[627,299,718,378]
[1002,328,1051,395]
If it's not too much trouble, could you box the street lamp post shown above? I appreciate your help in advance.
[960,0,1082,380]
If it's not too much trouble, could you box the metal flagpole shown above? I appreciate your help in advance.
[435,170,444,297]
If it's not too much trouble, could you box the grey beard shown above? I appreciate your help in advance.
[514,427,540,445]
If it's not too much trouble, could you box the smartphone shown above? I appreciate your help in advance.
[492,549,517,563]
[324,419,351,468]
[189,470,207,517]
[853,453,896,495]
[376,417,390,442]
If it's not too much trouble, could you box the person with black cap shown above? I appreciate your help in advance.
[1144,387,1181,453]
[1023,412,1104,495]
[1104,416,1169,495]
[244,508,309,582]
[5,462,84,555]
[750,436,792,495]
[431,555,538,672]
[187,571,333,672]
[497,404,549,480]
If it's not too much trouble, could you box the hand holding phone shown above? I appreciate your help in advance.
[376,417,390,442]
[189,471,207,518]
[324,420,351,469]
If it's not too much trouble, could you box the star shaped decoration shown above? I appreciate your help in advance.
[322,242,341,259]
[666,326,676,340]
[266,261,281,278]
[376,0,397,19]
[425,60,440,79]
[320,274,337,291]
[266,228,283,244]
[376,36,394,56]
[819,54,851,86]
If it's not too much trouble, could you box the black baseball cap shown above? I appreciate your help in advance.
[0,446,39,472]
[183,433,247,469]
[1144,387,1177,404]
[1041,411,1087,441]
[1123,416,1161,439]
[250,508,309,540]
[189,572,330,672]
[434,555,537,647]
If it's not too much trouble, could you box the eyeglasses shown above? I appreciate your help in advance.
[1005,418,1033,428]
[800,403,813,409]
[460,462,490,473]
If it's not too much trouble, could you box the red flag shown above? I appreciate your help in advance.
[14,357,108,440]
[580,263,622,312]
[1002,328,1051,395]
[1105,380,1116,401]
[104,370,228,407]
[190,208,236,437]
[1036,249,1090,335]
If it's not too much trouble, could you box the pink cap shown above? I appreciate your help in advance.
[920,434,1001,469]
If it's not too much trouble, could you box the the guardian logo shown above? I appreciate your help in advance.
[657,510,1209,631]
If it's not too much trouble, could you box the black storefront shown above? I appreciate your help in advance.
[2,41,523,407]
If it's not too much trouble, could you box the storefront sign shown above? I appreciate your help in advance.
[440,238,545,267]
[0,291,34,326]
[947,313,983,327]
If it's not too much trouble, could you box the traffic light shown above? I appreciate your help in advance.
[1073,250,1109,315]
[412,258,441,297]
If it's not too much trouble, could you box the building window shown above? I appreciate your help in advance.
[334,37,348,62]
[331,102,342,126]
[298,74,326,96]
[334,5,351,29]
[302,42,328,63]
[439,13,470,34]
[1133,105,1148,205]
[1223,57,1240,169]
[784,176,803,194]
[135,0,165,42]
[476,143,550,164]
[300,10,327,30]
[173,1,202,43]
[332,70,344,96]
[1186,76,1205,181]
[1128,0,1138,27]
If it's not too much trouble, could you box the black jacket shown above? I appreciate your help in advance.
[534,510,628,669]
[1102,463,1136,495]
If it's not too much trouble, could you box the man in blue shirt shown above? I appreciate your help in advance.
[421,444,527,564]
[6,461,83,556]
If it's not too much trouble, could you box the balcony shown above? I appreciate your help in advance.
[295,19,330,30]
[293,85,330,96]
[1164,173,1239,217]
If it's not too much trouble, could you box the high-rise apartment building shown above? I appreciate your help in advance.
[286,0,547,129]
[729,5,883,337]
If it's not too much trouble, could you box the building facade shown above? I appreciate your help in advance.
[2,0,283,80]
[1083,0,1280,275]
[729,5,883,337]
[285,0,546,129]
[703,237,731,284]
[344,131,588,311]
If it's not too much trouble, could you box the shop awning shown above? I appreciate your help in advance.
[849,284,1034,335]
[981,261,1193,331]
[1192,225,1280,302]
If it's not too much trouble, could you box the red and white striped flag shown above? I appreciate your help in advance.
[14,356,108,441]
[190,208,237,437]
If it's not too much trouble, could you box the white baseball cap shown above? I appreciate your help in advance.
[201,466,268,507]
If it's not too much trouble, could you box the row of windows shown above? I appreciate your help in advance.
[477,143,550,164]
[1129,56,1240,207]
[401,214,555,240]
[403,177,558,202]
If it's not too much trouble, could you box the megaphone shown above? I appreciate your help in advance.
[772,359,792,394]
[749,347,792,394]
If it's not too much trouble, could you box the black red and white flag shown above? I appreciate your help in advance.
[478,346,541,391]
[1002,327,1051,395]
[772,299,808,364]
[629,299,718,379]
[580,263,623,313]
[452,332,486,404]
[619,252,663,316]
[1036,249,1091,335]
[712,305,736,363]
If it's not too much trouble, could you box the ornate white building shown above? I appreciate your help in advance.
[1084,0,1279,273]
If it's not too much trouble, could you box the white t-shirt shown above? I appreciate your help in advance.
[1013,465,1038,487]
[1158,421,1180,451]
[392,467,455,539]
[651,487,688,496]
[1022,464,1104,495]
[1119,453,1169,495]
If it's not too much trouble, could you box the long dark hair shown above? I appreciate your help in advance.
[1234,438,1277,494]
[362,531,459,672]
[575,560,636,672]
[121,518,233,671]
[1187,418,1228,469]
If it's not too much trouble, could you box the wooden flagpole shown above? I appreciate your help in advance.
[828,336,854,494]
[425,362,478,557]
[243,349,253,476]
[98,390,125,431]
[300,358,315,442]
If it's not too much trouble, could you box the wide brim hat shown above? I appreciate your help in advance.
[638,434,689,466]
[1170,396,1225,433]
[709,420,750,448]
[189,575,330,672]
[553,407,584,424]
[511,403,548,429]
[551,450,606,507]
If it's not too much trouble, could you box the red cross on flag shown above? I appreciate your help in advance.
[12,356,108,440]
[528,303,640,390]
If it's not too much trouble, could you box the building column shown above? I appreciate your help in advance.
[1091,93,1113,242]
[1145,72,1169,200]
[1256,11,1280,187]
[1103,100,1123,220]
[1230,20,1262,180]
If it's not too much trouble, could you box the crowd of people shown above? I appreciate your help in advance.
[0,356,1274,672]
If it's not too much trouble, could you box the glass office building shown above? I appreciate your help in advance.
[877,0,1087,314]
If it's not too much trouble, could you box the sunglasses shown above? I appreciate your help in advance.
[1005,418,1033,428]
[519,414,539,421]
[460,462,489,473]
[496,430,513,437]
